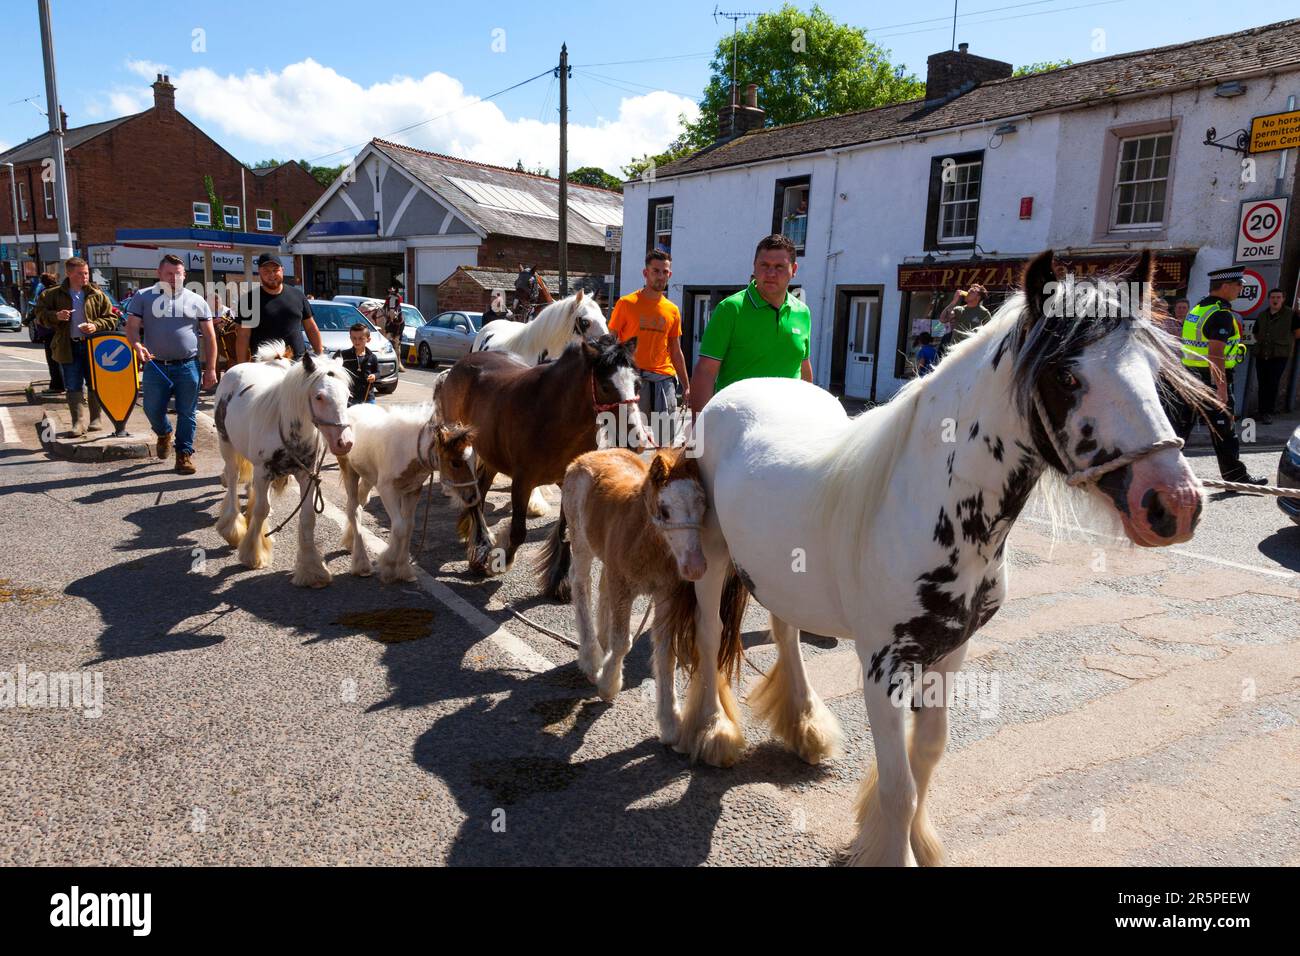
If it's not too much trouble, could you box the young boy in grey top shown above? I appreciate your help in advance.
[125,254,216,474]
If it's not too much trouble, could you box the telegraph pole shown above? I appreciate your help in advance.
[557,43,569,296]
[37,0,73,267]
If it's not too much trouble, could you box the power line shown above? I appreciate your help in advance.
[871,0,1126,40]
[865,0,1084,33]
[576,69,700,101]
[305,66,555,164]
[571,51,714,68]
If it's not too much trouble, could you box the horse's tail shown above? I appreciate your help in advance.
[254,339,293,363]
[669,562,750,688]
[534,505,571,602]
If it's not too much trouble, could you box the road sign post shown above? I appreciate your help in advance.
[88,332,139,436]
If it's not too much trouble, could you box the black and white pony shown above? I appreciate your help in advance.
[214,343,355,586]
[679,250,1211,865]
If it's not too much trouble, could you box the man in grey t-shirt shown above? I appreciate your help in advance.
[125,254,216,473]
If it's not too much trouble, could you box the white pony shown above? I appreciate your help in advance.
[338,402,479,583]
[213,345,355,587]
[680,251,1209,865]
[471,288,609,365]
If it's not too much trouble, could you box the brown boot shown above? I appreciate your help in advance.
[175,450,196,475]
[156,432,172,459]
[87,391,105,432]
[66,392,87,437]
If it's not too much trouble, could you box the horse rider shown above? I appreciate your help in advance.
[1173,265,1266,487]
[383,285,405,368]
[609,248,689,445]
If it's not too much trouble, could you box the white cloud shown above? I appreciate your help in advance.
[100,58,697,173]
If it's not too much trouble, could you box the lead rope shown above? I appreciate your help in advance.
[1032,391,1297,498]
[266,442,328,537]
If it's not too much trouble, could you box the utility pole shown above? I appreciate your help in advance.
[557,43,569,296]
[37,0,73,268]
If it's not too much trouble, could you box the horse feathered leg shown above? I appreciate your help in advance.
[376,483,417,583]
[596,578,635,702]
[237,469,275,570]
[291,470,331,588]
[907,644,968,866]
[651,609,681,746]
[847,654,917,867]
[216,443,247,546]
[527,485,552,517]
[340,461,371,576]
[748,613,842,764]
[570,528,602,685]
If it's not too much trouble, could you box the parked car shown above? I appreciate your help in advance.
[1278,422,1300,525]
[396,304,425,359]
[0,293,21,332]
[332,295,384,312]
[309,300,399,394]
[414,310,482,367]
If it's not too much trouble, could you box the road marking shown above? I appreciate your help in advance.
[0,403,17,444]
[1021,514,1297,581]
[0,348,51,366]
[195,409,556,673]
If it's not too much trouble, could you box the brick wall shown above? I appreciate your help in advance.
[437,268,493,313]
[477,234,613,278]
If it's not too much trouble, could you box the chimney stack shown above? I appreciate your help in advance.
[151,73,176,111]
[717,82,766,141]
[925,43,1011,101]
[58,106,68,131]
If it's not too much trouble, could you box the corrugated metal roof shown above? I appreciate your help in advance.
[652,18,1300,180]
[371,139,622,247]
[0,114,143,165]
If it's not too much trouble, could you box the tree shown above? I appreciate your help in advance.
[677,3,924,151]
[1013,60,1073,77]
[514,158,552,177]
[568,166,623,192]
[295,160,349,188]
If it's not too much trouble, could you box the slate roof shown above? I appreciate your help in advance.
[450,265,610,299]
[0,114,142,165]
[370,139,623,247]
[653,17,1300,180]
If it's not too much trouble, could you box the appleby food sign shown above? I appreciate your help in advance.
[1235,197,1288,264]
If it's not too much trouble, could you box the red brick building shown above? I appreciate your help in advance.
[0,74,323,299]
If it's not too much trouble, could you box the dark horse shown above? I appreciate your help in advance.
[435,333,641,574]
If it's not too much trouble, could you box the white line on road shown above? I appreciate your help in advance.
[0,348,51,366]
[0,403,17,445]
[1021,514,1297,582]
[195,409,556,673]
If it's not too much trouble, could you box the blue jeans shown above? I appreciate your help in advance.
[59,339,93,392]
[143,358,201,454]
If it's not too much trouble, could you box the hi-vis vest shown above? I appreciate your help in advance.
[1181,301,1245,369]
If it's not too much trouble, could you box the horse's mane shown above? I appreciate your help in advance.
[248,353,349,439]
[494,294,607,358]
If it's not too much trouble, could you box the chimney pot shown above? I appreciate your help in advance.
[958,42,969,54]
[743,83,758,108]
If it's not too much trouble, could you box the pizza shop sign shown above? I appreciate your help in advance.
[897,254,1192,292]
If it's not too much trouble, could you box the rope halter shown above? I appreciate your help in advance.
[1031,390,1183,488]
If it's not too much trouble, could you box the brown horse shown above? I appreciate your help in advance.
[535,446,708,745]
[435,333,641,574]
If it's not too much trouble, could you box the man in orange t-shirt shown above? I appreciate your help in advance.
[609,250,689,443]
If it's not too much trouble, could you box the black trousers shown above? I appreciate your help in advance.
[43,338,64,391]
[1173,367,1248,482]
[1256,356,1290,417]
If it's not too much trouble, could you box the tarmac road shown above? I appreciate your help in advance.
[0,337,1297,866]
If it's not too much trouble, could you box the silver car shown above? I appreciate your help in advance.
[414,310,482,367]
[0,294,21,332]
[309,300,399,394]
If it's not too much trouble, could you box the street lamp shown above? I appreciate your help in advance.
[3,161,29,311]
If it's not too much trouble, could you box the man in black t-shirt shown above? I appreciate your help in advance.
[235,254,324,363]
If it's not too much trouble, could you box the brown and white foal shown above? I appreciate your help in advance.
[537,447,707,746]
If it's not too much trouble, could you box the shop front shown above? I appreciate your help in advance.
[89,231,294,301]
[894,250,1196,380]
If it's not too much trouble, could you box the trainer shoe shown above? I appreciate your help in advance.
[156,432,171,459]
[175,451,196,475]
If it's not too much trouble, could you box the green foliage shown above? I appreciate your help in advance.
[1012,59,1073,77]
[513,159,552,177]
[567,166,623,192]
[677,3,924,151]
[292,159,348,188]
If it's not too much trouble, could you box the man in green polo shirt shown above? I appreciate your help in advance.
[689,234,813,414]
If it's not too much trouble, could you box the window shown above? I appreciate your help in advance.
[255,208,273,231]
[193,202,211,226]
[647,198,673,256]
[43,180,54,219]
[1112,134,1172,229]
[17,183,27,221]
[924,150,983,250]
[223,205,241,229]
[771,176,811,255]
[337,266,366,296]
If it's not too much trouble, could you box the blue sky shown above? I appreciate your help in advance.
[2,0,1297,173]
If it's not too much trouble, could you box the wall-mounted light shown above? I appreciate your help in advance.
[1214,81,1246,98]
[993,123,1018,136]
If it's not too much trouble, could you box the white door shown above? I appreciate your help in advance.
[692,296,712,366]
[845,295,877,399]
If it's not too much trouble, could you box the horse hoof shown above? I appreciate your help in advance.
[351,563,373,577]
[293,567,332,588]
[597,671,623,702]
[658,715,681,747]
[689,714,746,768]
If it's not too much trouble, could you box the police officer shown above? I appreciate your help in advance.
[1175,266,1266,486]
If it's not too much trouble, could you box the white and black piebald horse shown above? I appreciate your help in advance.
[214,343,355,586]
[679,250,1212,865]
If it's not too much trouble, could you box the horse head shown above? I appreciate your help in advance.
[301,351,355,456]
[568,288,610,342]
[583,332,652,452]
[434,422,480,508]
[645,449,707,580]
[1011,249,1206,546]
